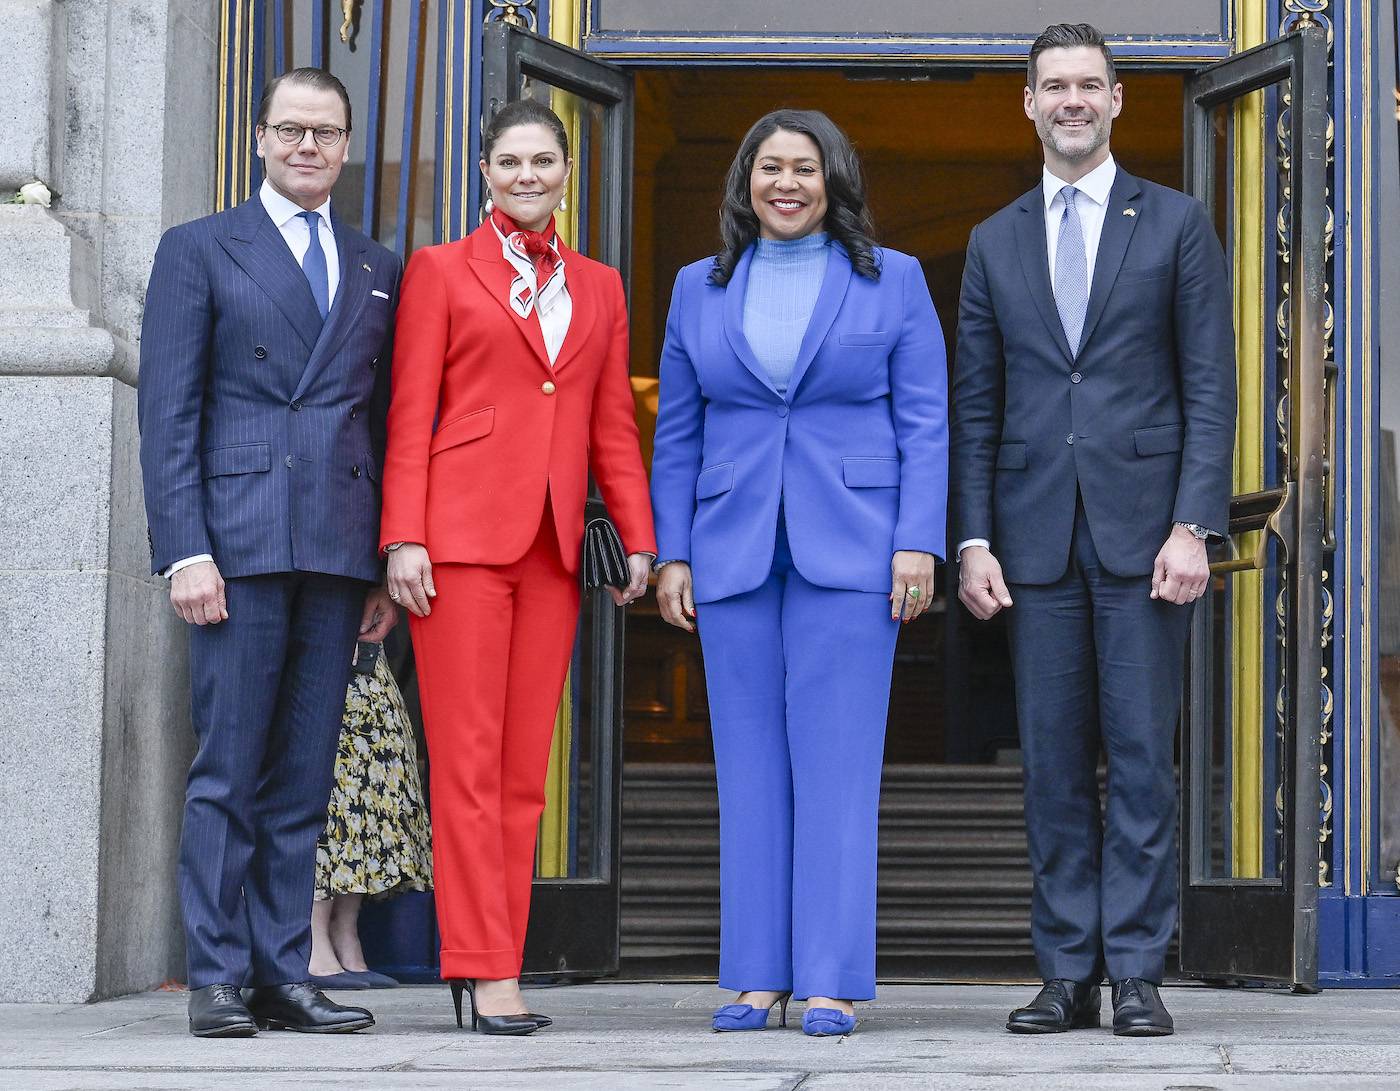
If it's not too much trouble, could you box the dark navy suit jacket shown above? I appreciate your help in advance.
[139,197,401,583]
[951,169,1236,584]
[651,242,948,604]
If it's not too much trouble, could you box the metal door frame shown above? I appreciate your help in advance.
[1179,25,1329,987]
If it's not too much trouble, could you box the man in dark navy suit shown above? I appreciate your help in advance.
[139,68,400,1037]
[951,24,1235,1037]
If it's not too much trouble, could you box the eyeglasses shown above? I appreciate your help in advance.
[262,122,349,148]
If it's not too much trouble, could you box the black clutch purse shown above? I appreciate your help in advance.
[583,512,630,591]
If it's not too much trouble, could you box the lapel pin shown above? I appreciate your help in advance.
[362,263,372,272]
[1123,208,1137,217]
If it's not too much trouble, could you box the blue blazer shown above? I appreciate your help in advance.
[950,169,1236,584]
[650,242,948,604]
[138,197,402,583]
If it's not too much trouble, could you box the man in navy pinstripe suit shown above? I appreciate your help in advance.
[138,68,401,1038]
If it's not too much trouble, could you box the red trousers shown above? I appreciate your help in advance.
[410,511,580,980]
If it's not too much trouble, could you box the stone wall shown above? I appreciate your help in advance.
[0,0,217,1002]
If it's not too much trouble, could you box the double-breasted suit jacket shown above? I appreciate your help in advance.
[140,196,400,583]
[378,223,655,563]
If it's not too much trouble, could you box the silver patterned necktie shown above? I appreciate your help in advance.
[1054,185,1088,356]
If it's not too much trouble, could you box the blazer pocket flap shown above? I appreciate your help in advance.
[430,406,496,455]
[839,331,891,347]
[995,442,1028,470]
[695,462,735,500]
[842,456,901,487]
[1134,424,1184,457]
[202,442,271,478]
[1118,262,1171,283]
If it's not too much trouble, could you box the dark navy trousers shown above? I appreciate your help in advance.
[180,571,366,988]
[698,515,900,1001]
[1006,502,1193,985]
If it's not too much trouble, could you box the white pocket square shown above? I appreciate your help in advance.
[371,289,390,299]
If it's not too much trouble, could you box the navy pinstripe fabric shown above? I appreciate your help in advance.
[181,572,364,988]
[137,197,401,988]
[138,197,402,582]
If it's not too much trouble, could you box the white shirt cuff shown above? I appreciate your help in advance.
[956,539,991,558]
[163,553,213,579]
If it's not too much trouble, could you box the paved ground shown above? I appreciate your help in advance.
[2,982,1398,1090]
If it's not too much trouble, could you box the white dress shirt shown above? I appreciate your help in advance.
[164,182,342,579]
[1043,155,1116,298]
[492,218,572,364]
[957,157,1118,561]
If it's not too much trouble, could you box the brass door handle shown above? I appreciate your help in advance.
[1209,481,1296,574]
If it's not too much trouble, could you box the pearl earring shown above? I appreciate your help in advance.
[558,194,567,212]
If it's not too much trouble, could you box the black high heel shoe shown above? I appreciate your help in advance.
[448,979,543,1035]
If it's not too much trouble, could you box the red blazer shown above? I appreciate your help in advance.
[379,223,656,568]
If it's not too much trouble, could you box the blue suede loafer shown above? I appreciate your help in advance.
[802,1007,857,1036]
[712,992,791,1032]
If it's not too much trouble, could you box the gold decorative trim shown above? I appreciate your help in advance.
[339,0,360,45]
[1231,0,1268,878]
[487,0,538,31]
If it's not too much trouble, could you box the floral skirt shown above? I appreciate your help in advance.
[315,651,434,901]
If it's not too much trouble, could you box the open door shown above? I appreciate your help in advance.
[480,20,635,979]
[1178,26,1331,987]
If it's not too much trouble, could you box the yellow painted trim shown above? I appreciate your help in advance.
[460,4,475,240]
[535,679,573,878]
[1229,0,1268,878]
[536,0,585,879]
[242,0,254,203]
[216,0,230,211]
[441,0,455,238]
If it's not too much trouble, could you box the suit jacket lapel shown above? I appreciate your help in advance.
[219,198,324,353]
[722,245,783,398]
[293,216,370,399]
[786,242,853,399]
[1014,186,1075,366]
[1077,169,1144,356]
[465,225,553,374]
[550,242,598,376]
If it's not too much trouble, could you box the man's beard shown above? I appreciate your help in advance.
[1037,114,1109,163]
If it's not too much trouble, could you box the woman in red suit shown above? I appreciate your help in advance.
[379,99,656,1035]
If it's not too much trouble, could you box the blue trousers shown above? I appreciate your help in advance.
[1006,502,1192,985]
[698,518,899,1001]
[180,571,366,988]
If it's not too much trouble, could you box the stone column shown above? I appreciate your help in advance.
[0,0,217,1002]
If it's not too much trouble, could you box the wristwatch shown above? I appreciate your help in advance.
[1175,522,1211,541]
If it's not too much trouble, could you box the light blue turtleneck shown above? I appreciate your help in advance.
[742,232,829,396]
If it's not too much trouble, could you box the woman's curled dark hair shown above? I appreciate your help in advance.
[711,109,879,286]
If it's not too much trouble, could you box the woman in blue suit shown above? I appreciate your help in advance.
[650,110,948,1036]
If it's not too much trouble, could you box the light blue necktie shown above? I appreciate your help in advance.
[1054,186,1088,356]
[299,209,330,320]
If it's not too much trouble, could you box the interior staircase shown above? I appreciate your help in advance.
[620,762,1043,980]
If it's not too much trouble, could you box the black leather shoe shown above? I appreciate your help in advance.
[449,980,541,1035]
[1111,978,1173,1036]
[188,983,258,1038]
[1006,979,1101,1033]
[246,982,374,1033]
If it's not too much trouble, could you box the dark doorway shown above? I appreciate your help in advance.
[618,65,1187,980]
